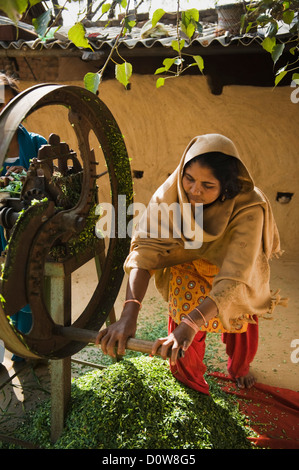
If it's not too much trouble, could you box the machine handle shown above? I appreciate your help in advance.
[56,326,184,359]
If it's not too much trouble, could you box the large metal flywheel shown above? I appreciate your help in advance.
[0,84,133,360]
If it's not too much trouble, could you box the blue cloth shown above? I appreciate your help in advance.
[1,124,47,176]
[1,125,47,358]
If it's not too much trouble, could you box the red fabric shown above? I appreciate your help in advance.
[168,317,210,394]
[222,317,259,378]
[168,316,299,448]
[209,371,299,449]
[168,316,258,394]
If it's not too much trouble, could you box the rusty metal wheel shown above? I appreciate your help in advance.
[0,84,133,359]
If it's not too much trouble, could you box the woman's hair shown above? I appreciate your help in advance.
[184,151,242,200]
[0,72,20,97]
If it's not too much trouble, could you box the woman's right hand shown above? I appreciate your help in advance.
[95,307,138,358]
[96,267,150,358]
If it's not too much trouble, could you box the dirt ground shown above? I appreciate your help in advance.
[0,252,298,445]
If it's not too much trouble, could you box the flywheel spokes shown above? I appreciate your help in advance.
[0,84,133,359]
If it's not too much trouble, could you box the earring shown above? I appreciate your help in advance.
[221,189,228,202]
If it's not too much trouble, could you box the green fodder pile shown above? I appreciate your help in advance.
[5,356,257,449]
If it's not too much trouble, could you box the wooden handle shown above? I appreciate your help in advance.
[56,326,183,359]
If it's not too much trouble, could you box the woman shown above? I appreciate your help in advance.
[0,73,47,361]
[96,134,284,392]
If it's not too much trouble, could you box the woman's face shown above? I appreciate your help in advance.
[182,160,221,206]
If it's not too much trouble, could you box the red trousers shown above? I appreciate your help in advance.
[168,316,259,395]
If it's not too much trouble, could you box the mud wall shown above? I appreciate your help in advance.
[21,75,299,256]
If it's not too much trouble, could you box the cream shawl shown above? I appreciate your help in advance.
[124,134,286,330]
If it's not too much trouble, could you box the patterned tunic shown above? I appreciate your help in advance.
[168,258,248,333]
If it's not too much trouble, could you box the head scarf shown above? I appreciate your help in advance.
[124,134,286,329]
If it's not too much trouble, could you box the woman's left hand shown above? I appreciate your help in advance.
[151,323,196,365]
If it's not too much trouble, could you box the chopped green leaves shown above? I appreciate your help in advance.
[0,170,27,196]
[6,356,257,449]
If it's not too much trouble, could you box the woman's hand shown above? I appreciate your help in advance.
[95,310,138,358]
[5,166,26,176]
[95,297,143,358]
[96,267,151,358]
[151,322,196,365]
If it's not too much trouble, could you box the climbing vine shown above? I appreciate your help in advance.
[243,0,299,85]
[1,0,298,88]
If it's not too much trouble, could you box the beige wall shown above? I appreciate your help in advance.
[21,75,299,256]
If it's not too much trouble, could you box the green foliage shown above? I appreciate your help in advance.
[83,72,101,94]
[272,42,285,64]
[123,16,136,33]
[155,57,176,75]
[32,8,52,38]
[262,35,276,53]
[0,0,29,22]
[5,1,298,97]
[0,304,257,450]
[293,71,299,83]
[192,55,204,73]
[244,0,299,84]
[0,170,27,196]
[115,62,133,88]
[68,22,92,50]
[152,8,165,27]
[117,0,128,8]
[171,38,185,52]
[180,8,202,39]
[154,51,204,88]
[152,6,204,89]
[102,3,111,15]
[6,356,256,449]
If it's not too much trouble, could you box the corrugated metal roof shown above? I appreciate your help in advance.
[0,38,74,51]
[85,24,261,48]
[0,16,291,58]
